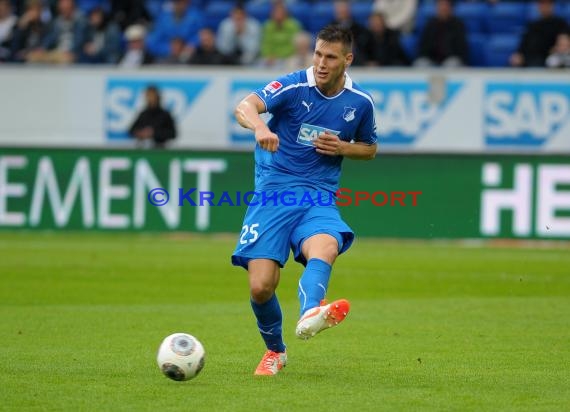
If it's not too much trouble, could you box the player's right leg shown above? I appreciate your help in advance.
[231,195,301,375]
[247,259,287,375]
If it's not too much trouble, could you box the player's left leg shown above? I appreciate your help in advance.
[294,234,351,339]
[297,234,337,316]
[290,202,355,340]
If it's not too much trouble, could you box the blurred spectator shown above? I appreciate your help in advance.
[216,4,260,65]
[79,6,121,63]
[546,32,570,69]
[159,36,191,64]
[118,23,153,67]
[0,0,17,61]
[364,12,410,67]
[111,0,151,30]
[145,0,202,59]
[129,85,177,149]
[414,0,467,67]
[189,27,232,65]
[331,0,369,66]
[260,2,301,67]
[373,0,417,33]
[283,31,313,71]
[11,0,47,62]
[510,0,569,67]
[26,0,87,64]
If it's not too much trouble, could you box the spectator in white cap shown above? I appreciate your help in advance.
[119,23,154,68]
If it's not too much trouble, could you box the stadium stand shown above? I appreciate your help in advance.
[414,1,436,35]
[467,32,487,67]
[485,33,520,67]
[351,2,374,26]
[400,32,419,62]
[486,2,528,35]
[76,0,110,13]
[244,1,272,23]
[4,0,570,68]
[203,1,234,31]
[454,2,487,35]
[303,2,336,35]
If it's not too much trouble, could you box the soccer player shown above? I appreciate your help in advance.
[231,25,378,376]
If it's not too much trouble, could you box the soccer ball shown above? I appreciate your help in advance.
[157,333,206,381]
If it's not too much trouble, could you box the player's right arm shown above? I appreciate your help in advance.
[235,93,279,152]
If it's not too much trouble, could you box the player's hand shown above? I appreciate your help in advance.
[255,129,279,152]
[314,132,343,156]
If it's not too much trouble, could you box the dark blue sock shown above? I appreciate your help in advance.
[298,258,332,316]
[250,294,286,353]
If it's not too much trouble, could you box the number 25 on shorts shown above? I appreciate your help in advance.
[239,223,260,244]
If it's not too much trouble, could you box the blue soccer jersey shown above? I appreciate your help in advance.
[232,67,378,269]
[252,67,377,192]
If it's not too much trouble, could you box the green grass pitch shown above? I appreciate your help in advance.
[1,232,569,411]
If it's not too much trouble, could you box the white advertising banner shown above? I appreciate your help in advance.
[0,66,569,153]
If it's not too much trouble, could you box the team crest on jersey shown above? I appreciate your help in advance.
[343,106,356,122]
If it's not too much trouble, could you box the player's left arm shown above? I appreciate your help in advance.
[314,99,378,160]
[314,134,377,160]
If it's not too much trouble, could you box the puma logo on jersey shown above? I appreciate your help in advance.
[302,100,313,112]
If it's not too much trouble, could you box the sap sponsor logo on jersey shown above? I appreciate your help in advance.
[360,81,463,145]
[297,123,340,146]
[105,78,207,139]
[485,83,570,147]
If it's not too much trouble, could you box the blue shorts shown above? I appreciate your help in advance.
[231,188,354,269]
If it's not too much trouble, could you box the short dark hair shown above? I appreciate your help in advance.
[316,25,353,53]
[145,85,161,104]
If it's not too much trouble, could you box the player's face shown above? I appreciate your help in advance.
[313,39,353,96]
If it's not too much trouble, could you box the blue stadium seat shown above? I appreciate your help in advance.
[564,5,570,24]
[203,1,234,31]
[76,0,110,13]
[414,2,436,35]
[526,2,565,22]
[485,34,520,67]
[145,0,165,20]
[351,2,373,27]
[400,33,418,61]
[467,33,487,67]
[288,2,311,31]
[305,3,335,35]
[454,2,489,35]
[486,3,528,35]
[245,2,272,23]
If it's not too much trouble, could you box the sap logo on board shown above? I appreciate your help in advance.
[360,81,463,145]
[105,78,208,139]
[484,83,570,147]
